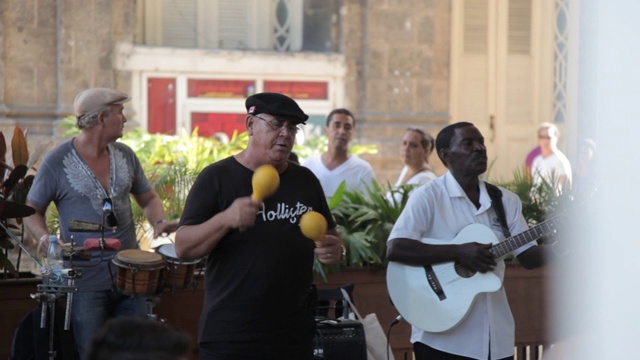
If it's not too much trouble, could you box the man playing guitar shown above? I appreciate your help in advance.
[386,122,552,360]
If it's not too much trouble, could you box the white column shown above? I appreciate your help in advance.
[551,0,640,359]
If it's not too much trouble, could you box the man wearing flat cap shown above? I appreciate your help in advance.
[176,92,343,359]
[24,87,177,359]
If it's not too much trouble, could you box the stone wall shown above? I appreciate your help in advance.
[0,0,136,144]
[342,0,452,183]
[0,0,452,182]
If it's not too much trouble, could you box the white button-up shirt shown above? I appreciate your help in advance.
[388,171,534,360]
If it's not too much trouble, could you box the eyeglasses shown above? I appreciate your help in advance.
[252,115,300,135]
[102,198,118,228]
[538,136,552,140]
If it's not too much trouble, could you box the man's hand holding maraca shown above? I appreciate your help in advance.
[300,210,344,265]
[314,233,343,265]
[234,164,280,230]
[226,197,263,229]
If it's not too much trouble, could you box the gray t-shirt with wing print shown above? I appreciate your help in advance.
[28,139,152,292]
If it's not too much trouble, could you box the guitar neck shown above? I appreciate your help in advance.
[491,216,560,260]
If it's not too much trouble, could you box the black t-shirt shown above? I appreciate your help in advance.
[180,157,335,345]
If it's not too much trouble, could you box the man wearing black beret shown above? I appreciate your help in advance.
[175,92,344,359]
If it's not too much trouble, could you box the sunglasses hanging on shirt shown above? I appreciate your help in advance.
[102,197,118,228]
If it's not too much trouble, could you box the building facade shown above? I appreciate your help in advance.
[0,0,578,183]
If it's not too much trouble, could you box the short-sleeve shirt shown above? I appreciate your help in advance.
[179,157,336,345]
[27,139,151,292]
[388,171,534,360]
[302,154,376,198]
[531,151,572,193]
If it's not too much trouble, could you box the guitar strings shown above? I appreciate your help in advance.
[420,217,560,280]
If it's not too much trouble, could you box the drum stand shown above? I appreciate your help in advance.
[32,237,81,360]
[144,295,163,321]
[32,274,79,360]
[0,221,80,360]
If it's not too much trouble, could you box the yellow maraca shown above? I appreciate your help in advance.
[252,164,280,201]
[299,211,328,247]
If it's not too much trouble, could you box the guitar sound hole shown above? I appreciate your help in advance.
[454,263,476,278]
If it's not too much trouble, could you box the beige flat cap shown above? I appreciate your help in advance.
[74,88,131,117]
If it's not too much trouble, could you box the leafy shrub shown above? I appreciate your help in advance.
[0,127,50,275]
[313,181,414,278]
[496,166,570,230]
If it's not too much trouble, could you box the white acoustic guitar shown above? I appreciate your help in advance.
[386,215,561,333]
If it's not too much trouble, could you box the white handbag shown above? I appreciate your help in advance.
[340,289,396,360]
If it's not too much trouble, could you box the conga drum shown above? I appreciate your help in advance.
[112,249,165,296]
[156,243,201,290]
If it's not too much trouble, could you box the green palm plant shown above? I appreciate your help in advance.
[122,127,248,173]
[496,166,569,228]
[121,128,248,246]
[313,180,414,278]
[131,161,199,245]
[493,166,573,260]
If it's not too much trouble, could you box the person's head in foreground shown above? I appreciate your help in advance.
[86,317,191,360]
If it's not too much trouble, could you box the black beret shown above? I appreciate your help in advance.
[246,92,309,124]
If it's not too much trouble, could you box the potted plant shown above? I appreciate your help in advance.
[121,128,249,246]
[310,181,414,277]
[495,167,571,245]
[0,127,49,277]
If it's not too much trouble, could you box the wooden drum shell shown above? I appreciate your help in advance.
[112,249,165,296]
